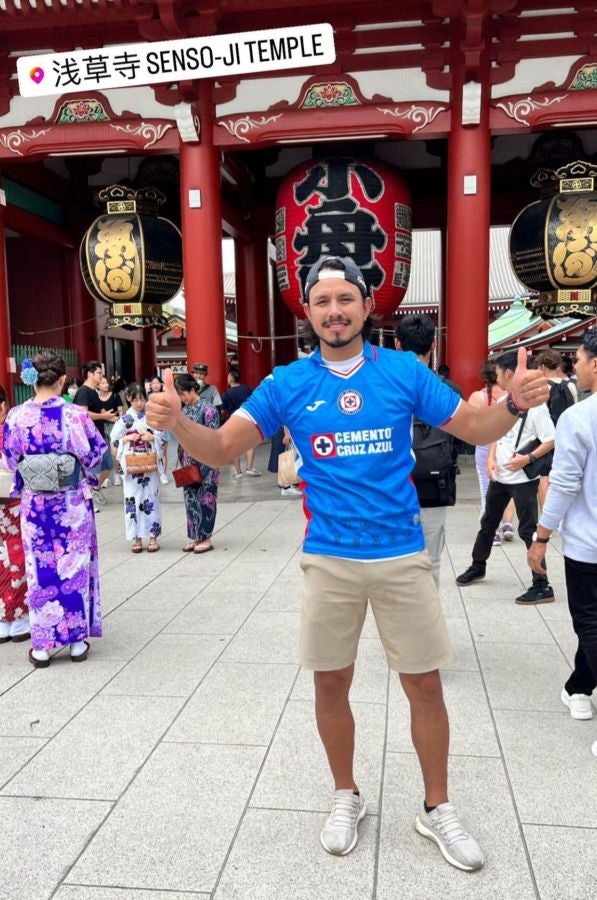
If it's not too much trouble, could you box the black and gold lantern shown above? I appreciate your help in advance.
[80,184,182,329]
[510,161,597,319]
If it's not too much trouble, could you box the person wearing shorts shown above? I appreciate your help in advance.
[147,255,551,872]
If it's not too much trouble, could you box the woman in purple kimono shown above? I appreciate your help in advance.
[3,351,106,668]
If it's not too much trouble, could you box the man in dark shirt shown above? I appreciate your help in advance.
[221,369,260,477]
[74,361,118,503]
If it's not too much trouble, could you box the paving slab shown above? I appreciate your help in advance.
[0,796,111,900]
[66,743,266,894]
[2,694,185,800]
[165,660,298,745]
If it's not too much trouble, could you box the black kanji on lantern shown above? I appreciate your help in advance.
[293,160,387,297]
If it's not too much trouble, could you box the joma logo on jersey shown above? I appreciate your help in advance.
[337,390,363,415]
[311,433,337,458]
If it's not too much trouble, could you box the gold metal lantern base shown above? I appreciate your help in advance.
[534,288,597,320]
[107,302,169,331]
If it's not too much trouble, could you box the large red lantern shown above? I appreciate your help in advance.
[275,158,412,319]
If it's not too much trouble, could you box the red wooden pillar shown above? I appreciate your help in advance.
[179,85,227,394]
[0,203,13,402]
[65,250,97,370]
[445,75,491,398]
[272,278,297,367]
[235,235,272,387]
[140,330,157,380]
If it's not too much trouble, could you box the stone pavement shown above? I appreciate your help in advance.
[0,448,594,900]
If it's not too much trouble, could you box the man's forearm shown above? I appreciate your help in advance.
[171,414,225,467]
[446,400,517,445]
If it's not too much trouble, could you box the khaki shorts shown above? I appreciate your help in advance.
[299,551,453,673]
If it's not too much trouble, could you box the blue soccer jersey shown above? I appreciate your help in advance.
[240,343,461,561]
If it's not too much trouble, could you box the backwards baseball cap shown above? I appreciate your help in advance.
[302,256,368,303]
[192,362,208,374]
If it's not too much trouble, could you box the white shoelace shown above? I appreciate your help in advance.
[328,793,360,829]
[430,804,470,845]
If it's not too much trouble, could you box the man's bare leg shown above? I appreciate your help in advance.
[314,665,358,790]
[399,670,449,806]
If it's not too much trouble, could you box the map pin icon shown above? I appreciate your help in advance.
[30,67,45,84]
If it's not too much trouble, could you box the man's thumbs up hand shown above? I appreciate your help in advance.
[147,367,181,432]
[510,347,550,411]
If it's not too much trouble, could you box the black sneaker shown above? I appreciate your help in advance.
[456,566,486,586]
[515,583,555,605]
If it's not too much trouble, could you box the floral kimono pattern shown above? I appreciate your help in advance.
[178,400,220,541]
[0,431,27,624]
[111,409,163,541]
[2,397,105,650]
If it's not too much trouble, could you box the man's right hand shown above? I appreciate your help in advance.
[147,368,181,432]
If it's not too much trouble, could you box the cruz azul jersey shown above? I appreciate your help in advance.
[240,343,461,561]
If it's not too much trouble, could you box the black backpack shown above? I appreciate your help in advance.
[411,420,459,508]
[547,380,575,425]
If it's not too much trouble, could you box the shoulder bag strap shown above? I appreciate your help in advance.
[513,412,529,452]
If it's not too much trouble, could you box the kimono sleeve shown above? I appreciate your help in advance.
[2,410,24,471]
[65,405,106,475]
[413,363,462,427]
[238,373,283,439]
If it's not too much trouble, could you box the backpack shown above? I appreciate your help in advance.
[411,420,458,508]
[547,380,575,425]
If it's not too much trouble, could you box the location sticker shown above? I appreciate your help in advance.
[29,67,44,84]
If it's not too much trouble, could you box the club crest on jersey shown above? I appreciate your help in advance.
[337,389,363,415]
[311,433,337,458]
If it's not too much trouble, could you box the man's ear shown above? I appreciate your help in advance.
[394,338,402,351]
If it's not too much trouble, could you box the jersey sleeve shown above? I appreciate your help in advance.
[238,372,284,439]
[413,362,462,427]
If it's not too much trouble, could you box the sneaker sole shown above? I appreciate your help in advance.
[456,576,485,586]
[414,816,484,872]
[561,690,593,720]
[514,596,555,605]
[320,801,367,856]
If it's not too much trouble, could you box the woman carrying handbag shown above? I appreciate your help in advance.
[174,374,219,554]
[111,383,164,553]
[3,352,106,667]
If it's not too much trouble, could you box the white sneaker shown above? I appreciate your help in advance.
[415,802,484,872]
[113,474,122,486]
[102,478,111,489]
[561,688,593,720]
[245,468,261,477]
[159,473,169,485]
[233,472,243,479]
[320,790,366,856]
[280,485,301,497]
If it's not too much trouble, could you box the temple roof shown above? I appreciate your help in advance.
[401,226,529,312]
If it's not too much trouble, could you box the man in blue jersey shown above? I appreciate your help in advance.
[147,256,550,872]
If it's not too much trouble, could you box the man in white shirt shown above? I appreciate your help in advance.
[529,327,597,747]
[456,349,555,604]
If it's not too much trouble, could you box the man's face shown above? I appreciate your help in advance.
[194,370,206,383]
[304,277,372,353]
[495,365,513,392]
[90,368,102,386]
[574,346,597,390]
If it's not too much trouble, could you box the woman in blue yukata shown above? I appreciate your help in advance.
[174,374,219,554]
[2,351,106,668]
[111,383,164,553]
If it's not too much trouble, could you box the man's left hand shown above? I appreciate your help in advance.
[504,453,528,472]
[510,348,550,410]
[528,541,547,574]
